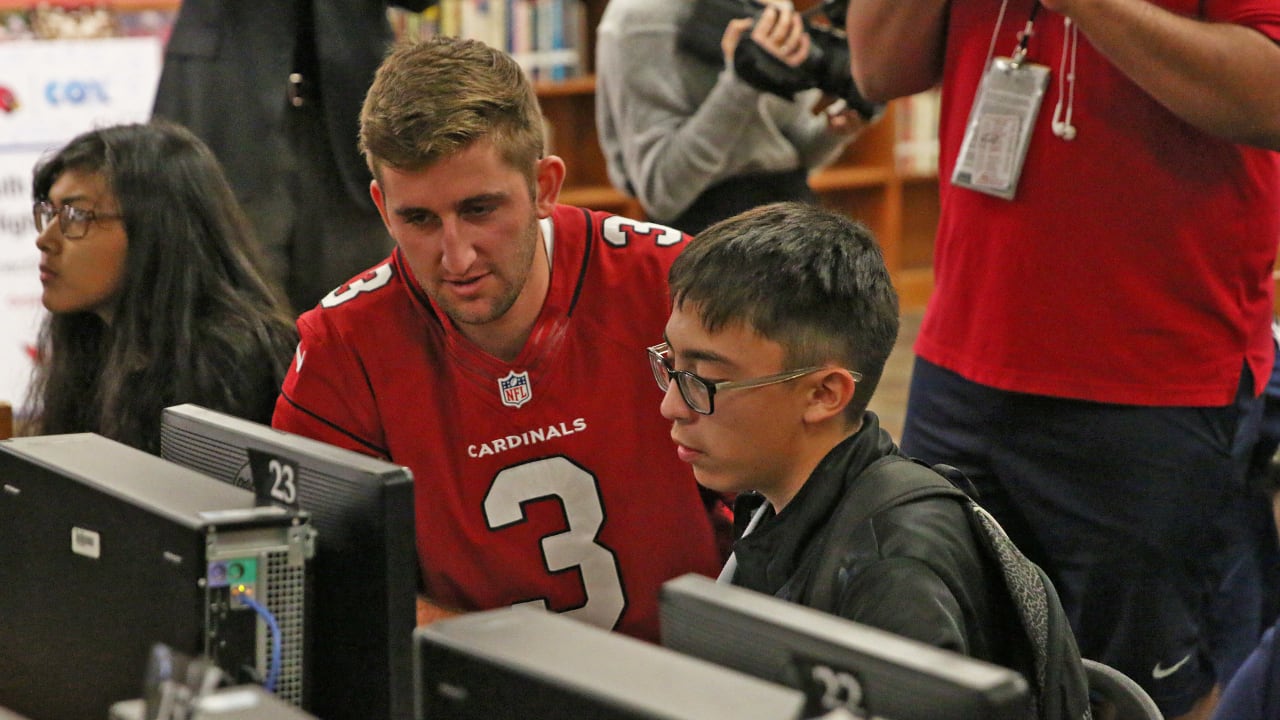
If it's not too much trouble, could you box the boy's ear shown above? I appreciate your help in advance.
[802,368,858,424]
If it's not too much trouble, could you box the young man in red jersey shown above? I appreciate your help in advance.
[272,36,726,642]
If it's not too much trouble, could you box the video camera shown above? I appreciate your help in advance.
[678,0,883,121]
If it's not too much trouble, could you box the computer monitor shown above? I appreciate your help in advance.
[159,404,416,720]
[659,574,1031,720]
[0,433,310,720]
[415,606,807,720]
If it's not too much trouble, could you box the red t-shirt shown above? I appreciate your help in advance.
[922,0,1280,405]
[273,205,722,641]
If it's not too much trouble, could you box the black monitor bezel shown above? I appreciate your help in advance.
[159,404,416,720]
[659,573,1031,720]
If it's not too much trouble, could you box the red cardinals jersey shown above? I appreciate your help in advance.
[273,205,722,641]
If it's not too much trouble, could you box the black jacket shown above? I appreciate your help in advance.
[731,413,1022,665]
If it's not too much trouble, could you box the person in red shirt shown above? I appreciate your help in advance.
[846,1,1280,718]
[272,36,725,642]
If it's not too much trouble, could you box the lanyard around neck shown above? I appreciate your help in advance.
[986,0,1044,68]
[1012,1,1044,66]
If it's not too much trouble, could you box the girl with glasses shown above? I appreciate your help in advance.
[25,121,298,454]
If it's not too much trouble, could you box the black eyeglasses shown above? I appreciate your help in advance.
[647,342,861,415]
[33,200,123,240]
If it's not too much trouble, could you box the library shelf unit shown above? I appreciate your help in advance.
[536,0,939,310]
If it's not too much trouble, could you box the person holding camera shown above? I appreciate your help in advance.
[845,2,1280,719]
[595,0,868,235]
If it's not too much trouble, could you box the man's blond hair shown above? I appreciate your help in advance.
[360,37,545,185]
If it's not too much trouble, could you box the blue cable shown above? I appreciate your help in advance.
[235,590,282,694]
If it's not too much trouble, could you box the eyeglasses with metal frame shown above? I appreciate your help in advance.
[647,342,862,416]
[33,200,124,240]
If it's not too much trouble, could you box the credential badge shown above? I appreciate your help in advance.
[498,370,532,409]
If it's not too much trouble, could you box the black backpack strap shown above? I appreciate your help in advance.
[806,455,968,612]
[807,454,1091,720]
[967,501,1092,720]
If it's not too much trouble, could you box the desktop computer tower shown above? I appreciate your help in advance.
[0,434,312,720]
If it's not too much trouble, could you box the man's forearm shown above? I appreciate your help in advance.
[845,0,950,101]
[1042,0,1280,149]
[417,594,462,626]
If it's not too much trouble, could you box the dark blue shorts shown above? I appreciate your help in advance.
[900,358,1267,716]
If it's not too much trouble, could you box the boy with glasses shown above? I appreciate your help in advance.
[652,201,1023,663]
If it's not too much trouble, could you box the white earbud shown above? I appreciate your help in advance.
[1051,18,1080,142]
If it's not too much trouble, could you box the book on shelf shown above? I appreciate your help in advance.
[389,0,585,82]
[894,88,941,176]
[462,0,505,53]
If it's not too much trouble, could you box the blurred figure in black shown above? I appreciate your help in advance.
[153,1,434,313]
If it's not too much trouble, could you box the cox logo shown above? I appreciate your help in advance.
[44,79,109,106]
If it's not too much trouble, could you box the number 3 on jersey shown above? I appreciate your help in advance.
[601,216,683,248]
[483,456,626,630]
[321,263,394,308]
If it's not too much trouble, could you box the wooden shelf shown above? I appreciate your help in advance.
[902,171,942,185]
[894,266,935,311]
[558,185,635,211]
[534,75,596,98]
[809,165,895,192]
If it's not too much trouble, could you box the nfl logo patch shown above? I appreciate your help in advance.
[498,370,532,409]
